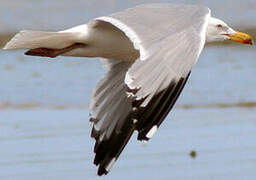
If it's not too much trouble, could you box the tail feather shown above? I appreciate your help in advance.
[3,30,80,50]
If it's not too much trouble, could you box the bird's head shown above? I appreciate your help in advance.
[206,17,253,45]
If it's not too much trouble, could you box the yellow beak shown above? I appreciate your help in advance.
[227,31,253,45]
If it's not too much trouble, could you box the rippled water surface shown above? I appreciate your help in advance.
[0,0,256,179]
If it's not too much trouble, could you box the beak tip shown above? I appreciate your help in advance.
[246,39,253,45]
[228,31,253,45]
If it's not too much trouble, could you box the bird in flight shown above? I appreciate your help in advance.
[3,3,253,176]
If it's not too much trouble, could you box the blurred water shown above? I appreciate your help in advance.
[0,1,256,180]
[1,108,256,180]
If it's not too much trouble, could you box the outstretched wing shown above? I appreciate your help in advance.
[90,3,211,175]
[97,3,210,140]
[90,59,135,175]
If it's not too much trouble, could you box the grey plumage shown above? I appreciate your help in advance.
[90,59,132,139]
[3,1,252,176]
[89,3,210,175]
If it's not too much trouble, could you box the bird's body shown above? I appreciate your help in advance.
[62,22,139,61]
[3,3,252,176]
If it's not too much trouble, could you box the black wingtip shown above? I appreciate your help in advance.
[137,132,149,141]
[135,72,191,141]
[97,166,108,176]
[94,155,100,166]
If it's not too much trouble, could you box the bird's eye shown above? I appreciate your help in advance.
[216,24,223,28]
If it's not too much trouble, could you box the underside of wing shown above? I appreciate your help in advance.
[90,59,135,175]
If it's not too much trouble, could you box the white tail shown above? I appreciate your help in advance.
[3,30,84,50]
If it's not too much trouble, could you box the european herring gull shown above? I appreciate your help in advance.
[3,3,253,176]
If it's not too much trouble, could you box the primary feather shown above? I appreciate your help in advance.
[4,3,250,177]
[88,4,210,175]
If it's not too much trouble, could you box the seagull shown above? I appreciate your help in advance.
[3,3,253,176]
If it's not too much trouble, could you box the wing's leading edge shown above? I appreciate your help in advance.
[90,3,211,175]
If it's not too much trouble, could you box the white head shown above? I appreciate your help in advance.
[206,17,252,45]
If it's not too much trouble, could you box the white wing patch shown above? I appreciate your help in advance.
[90,4,211,175]
[146,125,158,139]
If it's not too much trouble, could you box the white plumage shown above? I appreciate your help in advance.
[3,3,252,176]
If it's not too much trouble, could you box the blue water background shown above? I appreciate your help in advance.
[0,0,256,179]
